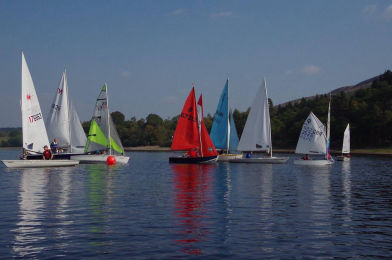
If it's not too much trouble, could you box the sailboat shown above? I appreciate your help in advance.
[70,84,129,164]
[210,79,242,161]
[294,97,334,165]
[169,87,218,164]
[1,53,79,168]
[26,70,87,160]
[229,79,288,164]
[336,123,350,161]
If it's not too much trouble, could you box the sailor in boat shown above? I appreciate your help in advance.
[246,152,252,158]
[50,138,58,153]
[42,145,54,160]
[185,148,198,158]
[301,154,310,160]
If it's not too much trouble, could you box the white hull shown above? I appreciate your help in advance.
[70,154,130,164]
[294,159,334,166]
[217,154,243,162]
[1,160,79,168]
[229,156,289,164]
[336,156,350,161]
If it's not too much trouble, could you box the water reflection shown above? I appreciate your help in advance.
[341,161,352,226]
[86,164,115,249]
[13,168,48,257]
[171,164,216,255]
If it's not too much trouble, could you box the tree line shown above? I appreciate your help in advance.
[2,70,392,149]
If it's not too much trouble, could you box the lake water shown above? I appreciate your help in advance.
[1,148,392,259]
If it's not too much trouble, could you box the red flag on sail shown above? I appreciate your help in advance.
[171,88,201,151]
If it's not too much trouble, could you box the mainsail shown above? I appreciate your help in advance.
[295,112,327,155]
[21,52,49,152]
[210,79,239,153]
[237,79,271,152]
[46,71,86,151]
[342,123,350,154]
[84,84,125,155]
[171,88,200,151]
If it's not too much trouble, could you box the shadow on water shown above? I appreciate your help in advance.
[171,163,216,256]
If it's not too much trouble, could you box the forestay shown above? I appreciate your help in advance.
[84,84,125,155]
[342,123,350,154]
[21,53,49,153]
[295,112,327,155]
[237,80,271,152]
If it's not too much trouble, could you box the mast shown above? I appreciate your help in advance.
[265,78,272,158]
[106,83,112,155]
[65,70,72,153]
[227,78,230,153]
[326,94,331,159]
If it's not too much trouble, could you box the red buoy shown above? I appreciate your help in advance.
[106,155,116,165]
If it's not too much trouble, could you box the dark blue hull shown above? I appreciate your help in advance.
[169,156,217,164]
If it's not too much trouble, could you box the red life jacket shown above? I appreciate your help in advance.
[43,150,52,159]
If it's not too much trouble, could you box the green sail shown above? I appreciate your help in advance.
[85,119,124,154]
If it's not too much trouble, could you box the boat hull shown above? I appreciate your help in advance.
[169,156,218,164]
[294,159,334,165]
[217,154,243,162]
[26,153,85,160]
[336,156,350,161]
[1,160,79,168]
[229,157,289,164]
[70,154,130,164]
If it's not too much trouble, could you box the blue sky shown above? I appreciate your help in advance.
[1,0,392,127]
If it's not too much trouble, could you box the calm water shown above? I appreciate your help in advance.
[1,148,392,259]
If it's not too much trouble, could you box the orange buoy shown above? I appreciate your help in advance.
[106,155,116,165]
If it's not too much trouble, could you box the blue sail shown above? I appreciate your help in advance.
[210,80,229,150]
[229,109,239,153]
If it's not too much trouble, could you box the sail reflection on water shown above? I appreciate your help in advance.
[171,164,216,255]
[12,169,48,257]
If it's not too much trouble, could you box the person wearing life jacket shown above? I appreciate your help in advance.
[302,154,310,160]
[42,145,53,160]
[50,138,58,153]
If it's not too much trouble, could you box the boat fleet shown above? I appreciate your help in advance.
[1,53,350,168]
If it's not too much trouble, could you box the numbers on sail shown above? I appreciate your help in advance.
[28,113,42,123]
[180,112,197,122]
[52,103,61,111]
[98,102,108,111]
[300,125,323,142]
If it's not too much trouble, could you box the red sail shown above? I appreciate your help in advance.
[171,88,200,151]
[197,94,218,157]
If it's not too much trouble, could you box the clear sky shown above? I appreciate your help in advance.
[1,0,391,127]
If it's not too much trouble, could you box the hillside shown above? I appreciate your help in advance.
[279,74,382,107]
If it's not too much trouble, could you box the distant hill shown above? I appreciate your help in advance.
[279,74,382,107]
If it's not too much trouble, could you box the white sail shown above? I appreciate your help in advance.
[46,71,86,152]
[46,71,71,147]
[342,123,350,154]
[295,112,327,155]
[237,79,271,152]
[69,101,87,151]
[21,53,49,152]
